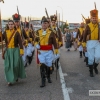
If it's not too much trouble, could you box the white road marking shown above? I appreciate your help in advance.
[59,63,70,100]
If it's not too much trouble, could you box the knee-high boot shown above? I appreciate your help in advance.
[80,51,82,58]
[47,67,52,83]
[93,63,99,74]
[89,65,94,77]
[40,63,46,87]
[86,57,88,67]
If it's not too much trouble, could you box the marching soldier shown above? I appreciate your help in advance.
[29,23,35,57]
[76,22,85,58]
[24,21,35,65]
[50,15,63,70]
[12,13,29,40]
[83,8,100,77]
[12,13,30,66]
[1,20,26,86]
[35,16,59,87]
[79,18,90,66]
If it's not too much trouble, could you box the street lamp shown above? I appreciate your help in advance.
[57,6,63,33]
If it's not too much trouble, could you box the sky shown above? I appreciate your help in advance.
[0,0,100,23]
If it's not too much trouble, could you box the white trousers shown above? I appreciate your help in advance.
[22,47,27,66]
[85,52,88,57]
[87,40,100,65]
[38,50,54,67]
[78,45,83,51]
[27,43,34,57]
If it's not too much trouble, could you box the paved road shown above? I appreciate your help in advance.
[0,44,100,100]
[60,45,100,100]
[0,51,63,100]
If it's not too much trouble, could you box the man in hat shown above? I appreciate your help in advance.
[76,22,85,58]
[50,15,63,70]
[83,9,100,77]
[35,16,58,87]
[12,13,29,40]
[78,18,90,66]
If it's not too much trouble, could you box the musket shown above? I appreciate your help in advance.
[56,10,59,29]
[45,8,49,19]
[17,6,24,41]
[94,2,97,10]
[0,0,4,58]
[81,14,86,20]
[0,9,3,57]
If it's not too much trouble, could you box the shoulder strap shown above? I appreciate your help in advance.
[6,30,16,47]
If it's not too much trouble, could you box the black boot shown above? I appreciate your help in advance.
[89,65,94,77]
[40,64,46,87]
[86,57,88,67]
[94,63,98,74]
[80,51,82,58]
[47,67,52,83]
[84,57,86,62]
[83,51,85,57]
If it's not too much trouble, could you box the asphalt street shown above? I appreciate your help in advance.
[0,45,100,100]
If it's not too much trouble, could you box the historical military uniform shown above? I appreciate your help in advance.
[24,22,34,65]
[50,15,63,69]
[83,9,100,77]
[79,18,90,66]
[35,16,58,87]
[12,13,29,67]
[2,20,26,85]
[76,23,85,58]
[12,13,28,40]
